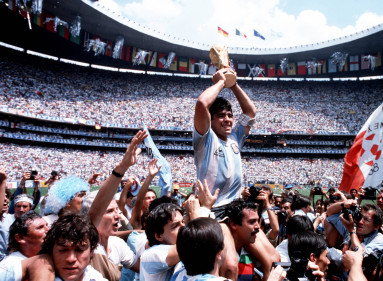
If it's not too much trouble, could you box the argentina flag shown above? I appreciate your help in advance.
[142,123,172,197]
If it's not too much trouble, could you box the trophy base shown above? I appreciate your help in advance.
[224,71,237,88]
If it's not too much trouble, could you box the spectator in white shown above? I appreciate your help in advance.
[0,212,48,270]
[43,175,89,227]
[117,176,136,221]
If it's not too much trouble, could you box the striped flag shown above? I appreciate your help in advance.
[349,55,359,71]
[179,58,188,72]
[218,26,229,37]
[143,124,173,197]
[235,29,247,38]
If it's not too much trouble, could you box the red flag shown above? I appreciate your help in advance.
[339,103,383,193]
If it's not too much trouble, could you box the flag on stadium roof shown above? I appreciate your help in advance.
[218,26,229,37]
[253,29,265,40]
[235,28,247,38]
[339,102,383,194]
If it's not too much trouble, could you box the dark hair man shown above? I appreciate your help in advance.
[0,212,48,269]
[222,199,279,280]
[287,231,330,281]
[193,68,256,212]
[140,203,184,281]
[175,217,225,279]
[340,203,383,255]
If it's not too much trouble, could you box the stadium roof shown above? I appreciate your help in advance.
[43,0,383,64]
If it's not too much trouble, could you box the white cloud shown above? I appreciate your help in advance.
[99,0,383,48]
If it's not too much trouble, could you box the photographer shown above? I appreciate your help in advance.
[339,203,383,254]
[286,231,329,281]
[242,185,280,246]
[358,187,383,212]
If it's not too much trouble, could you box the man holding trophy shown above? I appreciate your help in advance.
[193,45,282,280]
[193,44,257,215]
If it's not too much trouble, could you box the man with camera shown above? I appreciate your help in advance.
[339,203,383,254]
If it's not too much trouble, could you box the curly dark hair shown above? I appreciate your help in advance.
[224,198,258,226]
[209,97,232,119]
[39,214,99,255]
[8,211,42,253]
[145,203,183,247]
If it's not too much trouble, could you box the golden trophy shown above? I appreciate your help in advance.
[209,44,237,88]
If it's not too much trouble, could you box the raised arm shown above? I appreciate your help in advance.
[88,130,147,228]
[229,82,256,135]
[129,158,161,229]
[117,176,135,217]
[194,69,226,135]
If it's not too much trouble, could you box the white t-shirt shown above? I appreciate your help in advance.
[0,251,26,281]
[140,244,175,281]
[94,235,135,268]
[54,265,107,281]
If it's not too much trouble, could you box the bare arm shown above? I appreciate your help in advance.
[245,229,281,281]
[258,190,279,240]
[88,130,148,228]
[129,159,161,229]
[230,83,256,135]
[165,245,180,267]
[343,249,367,281]
[117,176,135,217]
[194,70,226,135]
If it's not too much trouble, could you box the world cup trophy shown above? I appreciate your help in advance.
[209,44,237,88]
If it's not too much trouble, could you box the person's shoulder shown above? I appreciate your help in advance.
[82,265,108,281]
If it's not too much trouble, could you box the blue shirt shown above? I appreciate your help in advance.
[193,124,246,207]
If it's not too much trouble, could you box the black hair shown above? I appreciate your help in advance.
[287,231,327,280]
[281,198,293,205]
[291,194,310,211]
[40,214,98,255]
[286,215,313,236]
[225,199,258,226]
[288,231,327,262]
[177,218,224,276]
[361,203,383,227]
[8,211,41,253]
[260,184,274,201]
[209,97,232,118]
[145,203,183,247]
[148,196,178,213]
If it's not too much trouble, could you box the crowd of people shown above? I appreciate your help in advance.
[1,54,382,134]
[0,54,382,281]
[0,142,344,186]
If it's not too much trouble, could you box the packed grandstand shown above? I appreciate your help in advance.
[0,0,383,189]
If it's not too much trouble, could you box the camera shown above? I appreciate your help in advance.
[277,210,288,224]
[287,253,316,281]
[362,187,377,200]
[362,250,383,279]
[248,185,262,202]
[328,194,340,203]
[313,186,322,195]
[30,170,38,180]
[342,205,362,222]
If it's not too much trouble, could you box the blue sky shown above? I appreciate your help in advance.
[99,0,383,48]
